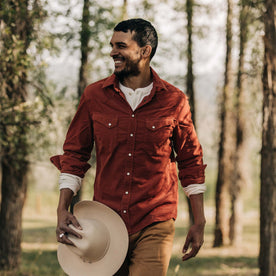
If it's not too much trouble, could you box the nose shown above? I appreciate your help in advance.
[110,47,117,57]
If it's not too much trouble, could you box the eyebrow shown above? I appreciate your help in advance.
[110,41,128,47]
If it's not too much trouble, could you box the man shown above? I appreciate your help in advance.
[51,18,207,276]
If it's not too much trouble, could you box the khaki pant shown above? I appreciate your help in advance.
[114,219,175,276]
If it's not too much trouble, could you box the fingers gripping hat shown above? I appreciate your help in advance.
[57,201,129,276]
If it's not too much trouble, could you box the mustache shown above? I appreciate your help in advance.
[113,55,125,60]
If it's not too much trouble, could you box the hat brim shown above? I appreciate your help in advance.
[57,201,128,276]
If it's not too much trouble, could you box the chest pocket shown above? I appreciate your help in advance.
[93,113,118,152]
[144,118,175,148]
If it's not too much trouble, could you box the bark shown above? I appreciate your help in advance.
[214,0,235,247]
[229,0,249,246]
[0,158,28,269]
[259,0,276,274]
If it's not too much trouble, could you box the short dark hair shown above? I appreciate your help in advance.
[114,18,158,60]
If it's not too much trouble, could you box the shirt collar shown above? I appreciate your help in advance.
[102,67,168,92]
[119,82,153,95]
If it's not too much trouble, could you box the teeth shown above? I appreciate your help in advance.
[115,61,122,64]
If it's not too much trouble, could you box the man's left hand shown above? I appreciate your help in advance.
[182,222,205,261]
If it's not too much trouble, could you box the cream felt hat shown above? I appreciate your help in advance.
[57,201,129,276]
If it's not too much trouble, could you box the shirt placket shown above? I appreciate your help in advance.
[120,112,136,230]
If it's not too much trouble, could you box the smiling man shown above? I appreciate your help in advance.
[51,18,207,276]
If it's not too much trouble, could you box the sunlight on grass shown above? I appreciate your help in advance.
[168,205,259,276]
[168,256,258,276]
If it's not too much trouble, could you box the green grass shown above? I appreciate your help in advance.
[21,250,64,276]
[167,220,259,276]
[168,256,258,276]
[0,190,259,275]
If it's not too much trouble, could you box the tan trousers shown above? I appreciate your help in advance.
[114,219,175,276]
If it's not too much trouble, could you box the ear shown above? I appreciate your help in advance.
[142,45,152,58]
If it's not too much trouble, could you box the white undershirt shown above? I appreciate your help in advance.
[59,82,206,197]
[119,82,153,111]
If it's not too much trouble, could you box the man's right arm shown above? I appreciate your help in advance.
[56,188,83,245]
[51,92,93,244]
[50,91,94,180]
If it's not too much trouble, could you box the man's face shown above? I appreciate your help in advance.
[110,31,143,80]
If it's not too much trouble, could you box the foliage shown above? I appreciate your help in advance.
[0,0,53,165]
[49,0,121,85]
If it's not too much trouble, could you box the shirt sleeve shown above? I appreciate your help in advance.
[59,173,83,195]
[50,91,94,178]
[183,183,206,197]
[173,94,207,187]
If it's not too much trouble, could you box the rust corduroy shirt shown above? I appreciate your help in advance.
[50,68,206,235]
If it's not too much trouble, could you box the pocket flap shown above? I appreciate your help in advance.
[145,118,174,131]
[93,113,118,129]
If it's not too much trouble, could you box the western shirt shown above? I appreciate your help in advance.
[58,82,206,196]
[50,68,206,235]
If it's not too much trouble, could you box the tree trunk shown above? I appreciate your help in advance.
[77,0,90,99]
[0,0,36,269]
[122,0,128,20]
[0,0,48,270]
[0,159,28,269]
[214,0,235,247]
[71,0,91,212]
[186,0,196,126]
[259,0,276,274]
[185,0,196,226]
[229,0,249,246]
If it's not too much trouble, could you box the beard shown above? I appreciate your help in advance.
[114,56,142,81]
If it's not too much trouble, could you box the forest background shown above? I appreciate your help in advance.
[0,0,275,275]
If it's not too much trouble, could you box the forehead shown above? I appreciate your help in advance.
[110,31,138,46]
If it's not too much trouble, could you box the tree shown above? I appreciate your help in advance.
[0,0,48,269]
[259,0,276,274]
[185,0,196,226]
[77,0,91,99]
[229,0,250,246]
[186,0,196,125]
[214,0,235,247]
[69,1,119,210]
[70,0,91,212]
[122,0,128,20]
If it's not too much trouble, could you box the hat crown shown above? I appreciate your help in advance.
[67,219,110,263]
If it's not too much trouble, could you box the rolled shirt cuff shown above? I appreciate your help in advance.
[183,183,206,197]
[59,173,83,196]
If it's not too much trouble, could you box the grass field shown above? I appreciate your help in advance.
[0,190,259,276]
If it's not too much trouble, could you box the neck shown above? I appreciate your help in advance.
[121,66,152,90]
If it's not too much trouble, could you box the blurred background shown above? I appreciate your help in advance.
[0,0,275,275]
